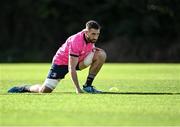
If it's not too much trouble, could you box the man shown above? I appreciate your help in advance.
[8,20,106,94]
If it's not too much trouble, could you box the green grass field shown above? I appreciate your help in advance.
[0,63,180,126]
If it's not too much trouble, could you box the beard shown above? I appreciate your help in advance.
[87,36,97,43]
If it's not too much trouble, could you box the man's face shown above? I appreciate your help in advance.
[85,28,100,43]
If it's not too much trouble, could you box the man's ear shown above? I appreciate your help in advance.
[83,28,88,32]
[84,29,88,35]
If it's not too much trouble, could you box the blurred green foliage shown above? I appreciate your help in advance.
[0,0,179,62]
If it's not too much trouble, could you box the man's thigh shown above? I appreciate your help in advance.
[78,48,104,70]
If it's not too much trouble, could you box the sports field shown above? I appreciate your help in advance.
[0,63,180,126]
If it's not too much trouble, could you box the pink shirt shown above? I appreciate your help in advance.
[53,30,95,65]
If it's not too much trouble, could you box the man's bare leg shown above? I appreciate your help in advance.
[28,78,60,93]
[89,49,106,75]
[85,49,106,86]
[28,84,52,93]
[78,48,106,93]
[79,49,106,71]
[8,79,59,93]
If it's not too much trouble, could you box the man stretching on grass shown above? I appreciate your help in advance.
[8,20,106,94]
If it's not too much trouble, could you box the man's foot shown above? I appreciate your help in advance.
[8,85,30,93]
[83,85,102,93]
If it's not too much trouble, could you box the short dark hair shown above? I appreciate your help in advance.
[86,20,101,30]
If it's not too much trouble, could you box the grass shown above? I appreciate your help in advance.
[0,63,180,126]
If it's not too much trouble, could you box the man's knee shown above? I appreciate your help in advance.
[94,49,107,62]
[40,78,59,93]
[39,85,53,93]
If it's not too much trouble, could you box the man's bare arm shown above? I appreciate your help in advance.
[68,55,83,94]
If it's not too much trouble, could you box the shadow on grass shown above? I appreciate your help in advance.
[101,92,180,95]
[55,91,180,95]
[1,92,180,95]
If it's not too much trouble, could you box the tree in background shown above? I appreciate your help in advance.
[0,0,179,62]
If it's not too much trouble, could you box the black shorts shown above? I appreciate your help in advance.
[47,63,80,79]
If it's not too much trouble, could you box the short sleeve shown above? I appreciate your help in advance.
[69,39,83,57]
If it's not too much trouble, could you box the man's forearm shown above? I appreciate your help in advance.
[69,69,81,90]
[68,55,82,93]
